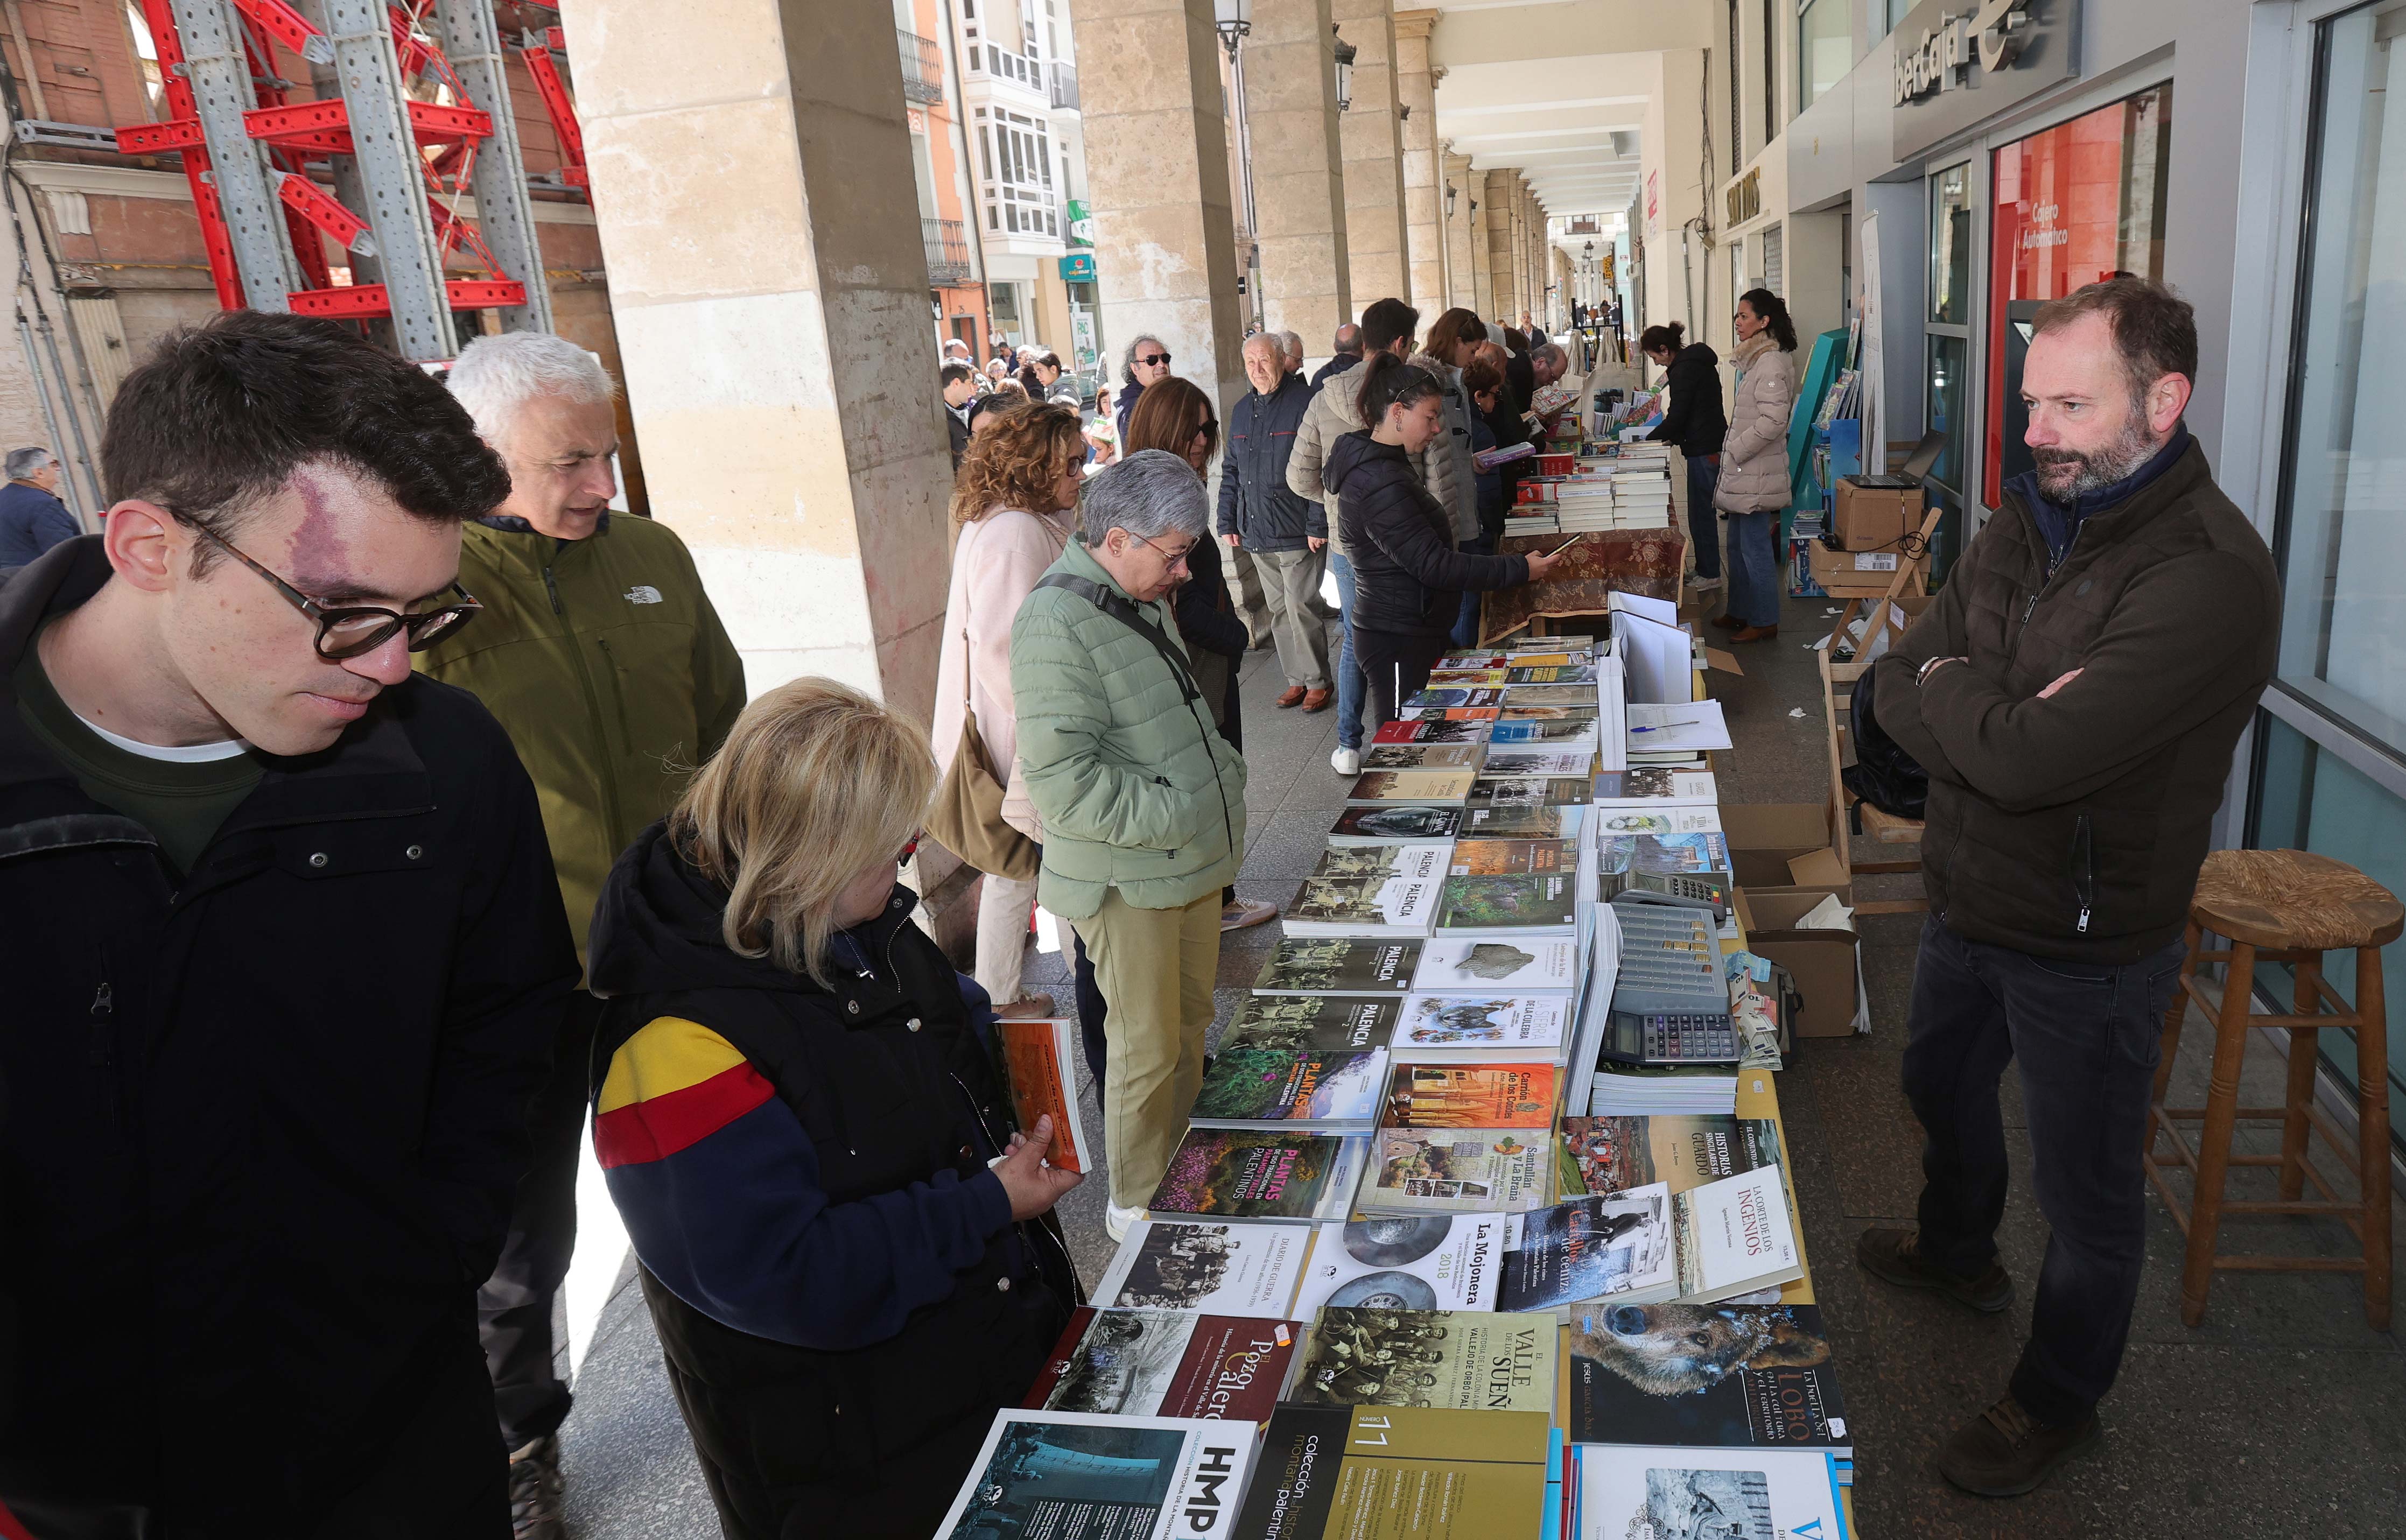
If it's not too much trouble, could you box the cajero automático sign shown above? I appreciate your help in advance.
[1890,0,2081,162]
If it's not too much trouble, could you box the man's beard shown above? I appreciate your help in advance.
[2031,414,2164,502]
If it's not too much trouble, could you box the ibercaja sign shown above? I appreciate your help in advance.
[1890,0,2081,163]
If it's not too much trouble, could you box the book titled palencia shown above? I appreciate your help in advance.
[1384,1061,1560,1129]
[1230,1405,1551,1540]
[936,1408,1258,1540]
[1190,1049,1389,1130]
[1253,938,1421,996]
[1221,994,1399,1054]
[1148,1129,1368,1223]
[995,1017,1092,1175]
[1293,1306,1557,1414]
[1025,1307,1301,1424]
[1564,1302,1848,1457]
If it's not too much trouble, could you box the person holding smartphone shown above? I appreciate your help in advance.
[1322,354,1565,727]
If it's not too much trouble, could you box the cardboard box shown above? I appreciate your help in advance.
[1741,890,1862,1038]
[1722,802,1841,891]
[1833,477,1922,552]
[1807,540,1909,596]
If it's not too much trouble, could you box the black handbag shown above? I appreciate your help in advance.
[1841,667,1929,820]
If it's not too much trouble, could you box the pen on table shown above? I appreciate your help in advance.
[1630,721,1701,734]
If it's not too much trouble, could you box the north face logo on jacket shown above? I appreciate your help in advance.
[623,585,663,604]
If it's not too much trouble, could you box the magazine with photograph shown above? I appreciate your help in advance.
[1479,749,1598,778]
[1358,1127,1554,1214]
[1287,1212,1511,1319]
[1280,875,1442,939]
[1091,1218,1317,1318]
[1497,1186,1675,1310]
[936,1409,1261,1540]
[1221,994,1400,1054]
[1503,685,1600,709]
[1590,805,1723,836]
[1468,775,1595,809]
[1424,669,1507,688]
[1253,938,1422,995]
[1293,1309,1558,1414]
[1486,715,1600,747]
[1026,1309,1301,1423]
[1591,768,1720,806]
[1398,994,1570,1058]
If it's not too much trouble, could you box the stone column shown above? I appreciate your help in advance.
[1443,148,1476,310]
[1246,0,1350,360]
[1332,0,1407,308]
[1071,0,1249,418]
[1485,167,1518,321]
[554,0,949,716]
[1391,10,1445,322]
[1469,177,1495,318]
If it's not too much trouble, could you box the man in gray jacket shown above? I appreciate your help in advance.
[1221,333,1329,709]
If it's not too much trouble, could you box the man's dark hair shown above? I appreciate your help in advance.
[941,361,976,387]
[1331,322,1362,355]
[2032,275,2198,409]
[101,311,510,575]
[1360,298,1420,355]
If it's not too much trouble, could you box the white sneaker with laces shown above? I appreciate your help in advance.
[1330,746,1361,776]
[1221,898,1279,932]
[1106,1202,1147,1243]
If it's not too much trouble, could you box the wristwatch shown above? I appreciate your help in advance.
[1917,656,1959,686]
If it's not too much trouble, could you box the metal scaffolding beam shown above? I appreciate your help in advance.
[432,0,552,333]
[320,0,455,358]
[166,0,300,310]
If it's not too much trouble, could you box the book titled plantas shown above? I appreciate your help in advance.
[1384,1061,1560,1129]
[1148,1129,1368,1223]
[1412,934,1581,994]
[1093,1218,1318,1317]
[1287,1211,1511,1319]
[1433,872,1579,934]
[1399,993,1569,1057]
[1327,805,1463,846]
[1448,837,1577,876]
[1026,1308,1302,1423]
[1221,994,1400,1054]
[1232,1405,1550,1540]
[1292,1307,1556,1414]
[1564,1302,1848,1456]
[1191,1049,1389,1130]
[1361,1127,1554,1213]
[1253,938,1421,996]
[1342,769,1477,807]
[937,1409,1260,1540]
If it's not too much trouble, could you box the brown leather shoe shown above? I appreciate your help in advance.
[1937,1394,2101,1497]
[1856,1227,2013,1313]
[1301,688,1331,712]
[1730,624,1779,643]
[1275,685,1308,708]
[1708,613,1743,630]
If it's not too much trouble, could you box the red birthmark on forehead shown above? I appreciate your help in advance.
[283,465,352,593]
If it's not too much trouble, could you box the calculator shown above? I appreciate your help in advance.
[1600,900,1738,1065]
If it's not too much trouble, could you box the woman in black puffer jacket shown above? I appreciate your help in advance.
[1325,354,1566,726]
[1643,321,1732,590]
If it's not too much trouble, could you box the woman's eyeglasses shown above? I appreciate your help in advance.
[184,519,481,660]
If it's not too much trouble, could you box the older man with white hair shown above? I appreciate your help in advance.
[1012,449,1248,1241]
[416,330,746,1539]
[0,445,76,568]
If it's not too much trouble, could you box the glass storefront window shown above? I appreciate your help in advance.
[2270,0,2406,761]
[1930,164,1972,325]
[2248,715,2406,1155]
[1983,84,2173,507]
[1925,334,1969,576]
[1797,0,1849,112]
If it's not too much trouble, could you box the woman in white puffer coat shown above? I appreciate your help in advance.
[1710,287,1799,643]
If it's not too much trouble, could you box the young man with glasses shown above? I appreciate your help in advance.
[415,331,745,1540]
[0,311,578,1536]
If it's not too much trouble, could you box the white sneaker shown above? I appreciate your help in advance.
[1106,1202,1147,1243]
[1691,574,1723,591]
[1330,746,1361,777]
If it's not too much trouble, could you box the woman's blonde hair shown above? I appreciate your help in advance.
[670,678,935,988]
[950,398,1085,526]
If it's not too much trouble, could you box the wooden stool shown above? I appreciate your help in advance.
[2142,849,2399,1330]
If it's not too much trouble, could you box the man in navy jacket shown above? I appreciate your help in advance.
[0,448,77,569]
[1220,333,1330,709]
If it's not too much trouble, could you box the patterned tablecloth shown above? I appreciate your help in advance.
[1481,527,1688,644]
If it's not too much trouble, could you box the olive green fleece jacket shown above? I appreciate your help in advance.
[1008,537,1248,919]
[415,514,746,962]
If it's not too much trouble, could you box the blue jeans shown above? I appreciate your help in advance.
[1684,454,1721,579]
[1451,538,1493,649]
[1724,509,1782,628]
[1329,550,1370,749]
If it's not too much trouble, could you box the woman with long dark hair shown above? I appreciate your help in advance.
[1323,355,1565,725]
[1712,289,1799,642]
[1642,320,1730,592]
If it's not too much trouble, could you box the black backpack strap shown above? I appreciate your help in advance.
[1034,572,1202,705]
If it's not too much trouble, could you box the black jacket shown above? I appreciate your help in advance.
[586,823,1074,1539]
[1310,351,1362,392]
[1481,397,1537,527]
[1217,374,1325,551]
[1871,440,2278,963]
[1175,528,1248,748]
[1649,342,1729,456]
[1505,350,1537,415]
[0,537,576,1532]
[1327,431,1527,639]
[946,398,974,468]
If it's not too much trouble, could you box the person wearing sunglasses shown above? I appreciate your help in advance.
[0,311,579,1534]
[414,332,746,1535]
[1114,332,1174,445]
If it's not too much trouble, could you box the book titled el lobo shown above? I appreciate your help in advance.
[1292,1306,1557,1414]
[1383,1062,1560,1130]
[1359,1127,1554,1215]
[1254,937,1422,996]
[937,1408,1259,1540]
[1563,1302,1848,1457]
[1148,1129,1369,1223]
[1229,1405,1551,1540]
[1189,1049,1389,1131]
[995,1017,1092,1175]
[1220,994,1400,1054]
[1025,1307,1302,1424]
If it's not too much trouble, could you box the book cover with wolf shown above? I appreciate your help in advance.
[1563,1303,1847,1453]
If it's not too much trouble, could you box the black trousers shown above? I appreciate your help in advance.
[1072,931,1109,1093]
[311,1334,511,1538]
[1900,912,2187,1426]
[477,989,604,1449]
[1355,627,1453,731]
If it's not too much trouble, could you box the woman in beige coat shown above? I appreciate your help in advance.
[1710,288,1800,642]
[931,400,1088,1014]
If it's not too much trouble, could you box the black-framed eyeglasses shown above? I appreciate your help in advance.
[1135,351,1172,368]
[184,519,482,660]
